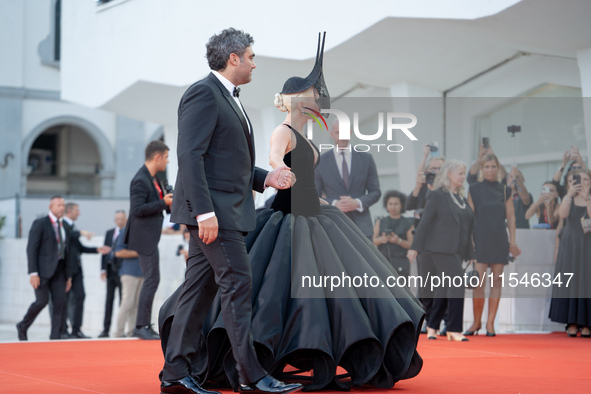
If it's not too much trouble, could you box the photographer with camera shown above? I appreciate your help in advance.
[507,167,533,229]
[406,143,445,216]
[525,181,560,229]
[553,145,589,199]
[467,140,507,185]
[373,191,414,279]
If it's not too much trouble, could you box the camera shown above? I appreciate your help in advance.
[428,141,439,153]
[384,229,394,236]
[573,174,581,185]
[507,125,521,137]
[482,137,490,149]
[541,186,551,194]
[424,172,436,185]
[176,244,184,256]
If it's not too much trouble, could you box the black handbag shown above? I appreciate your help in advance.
[464,261,480,289]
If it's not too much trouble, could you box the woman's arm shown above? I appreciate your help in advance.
[525,195,542,220]
[269,125,292,169]
[397,226,414,250]
[373,219,384,246]
[559,188,576,219]
[506,195,521,256]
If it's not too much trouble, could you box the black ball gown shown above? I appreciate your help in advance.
[159,126,424,391]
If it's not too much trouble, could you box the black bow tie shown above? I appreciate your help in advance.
[233,87,240,98]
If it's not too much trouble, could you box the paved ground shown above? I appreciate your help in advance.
[0,322,107,343]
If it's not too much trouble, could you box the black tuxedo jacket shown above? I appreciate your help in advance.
[101,228,122,272]
[62,220,98,276]
[171,72,267,232]
[27,215,71,279]
[125,164,168,255]
[411,188,475,261]
[314,150,381,237]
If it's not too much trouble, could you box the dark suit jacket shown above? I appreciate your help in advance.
[411,188,475,261]
[27,215,71,279]
[62,220,98,276]
[170,73,267,232]
[125,164,168,255]
[314,150,381,237]
[101,228,122,273]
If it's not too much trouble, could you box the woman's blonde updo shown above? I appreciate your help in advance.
[274,93,289,112]
[274,87,315,114]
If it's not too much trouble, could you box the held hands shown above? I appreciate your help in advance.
[265,166,295,190]
[30,274,40,289]
[335,196,359,213]
[381,232,398,244]
[163,193,173,207]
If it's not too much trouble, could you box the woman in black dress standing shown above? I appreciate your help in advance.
[464,154,521,337]
[408,160,475,342]
[549,169,591,337]
[373,190,414,279]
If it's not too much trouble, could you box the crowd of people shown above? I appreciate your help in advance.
[372,142,591,342]
[15,26,591,394]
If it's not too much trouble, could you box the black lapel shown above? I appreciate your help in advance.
[207,74,254,166]
[445,191,461,223]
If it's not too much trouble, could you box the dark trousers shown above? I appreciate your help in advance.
[423,251,465,333]
[103,267,122,332]
[20,261,67,340]
[136,250,160,327]
[161,226,266,384]
[64,269,85,333]
[417,253,434,325]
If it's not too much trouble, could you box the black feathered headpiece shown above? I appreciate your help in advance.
[280,32,329,110]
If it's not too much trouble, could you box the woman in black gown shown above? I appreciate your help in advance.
[549,169,591,337]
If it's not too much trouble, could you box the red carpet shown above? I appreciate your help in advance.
[0,333,589,393]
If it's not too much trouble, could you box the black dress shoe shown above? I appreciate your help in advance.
[133,325,160,340]
[240,375,303,394]
[98,331,109,338]
[72,330,90,339]
[60,331,73,339]
[161,376,221,394]
[16,322,27,341]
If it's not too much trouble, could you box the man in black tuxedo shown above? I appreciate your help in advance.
[62,202,111,339]
[17,196,71,340]
[160,28,300,394]
[98,209,127,338]
[125,140,173,340]
[315,120,381,239]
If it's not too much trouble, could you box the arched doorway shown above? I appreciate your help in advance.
[26,124,103,196]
